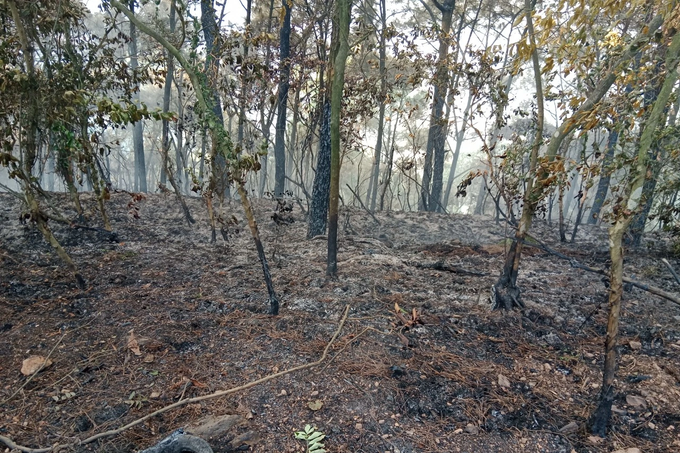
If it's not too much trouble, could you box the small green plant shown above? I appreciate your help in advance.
[294,425,326,453]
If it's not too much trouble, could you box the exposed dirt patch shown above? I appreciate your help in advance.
[1,192,680,453]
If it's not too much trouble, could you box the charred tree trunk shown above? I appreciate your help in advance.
[308,102,332,238]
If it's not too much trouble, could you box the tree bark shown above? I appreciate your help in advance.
[591,26,680,436]
[128,1,147,193]
[273,0,292,197]
[327,0,352,277]
[308,102,331,238]
[366,0,387,212]
[419,0,454,212]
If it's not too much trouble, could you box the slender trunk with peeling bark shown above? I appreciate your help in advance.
[327,0,352,277]
[591,27,680,436]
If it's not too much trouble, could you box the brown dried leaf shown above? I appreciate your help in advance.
[21,355,53,375]
[127,330,142,356]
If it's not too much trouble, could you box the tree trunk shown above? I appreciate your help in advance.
[366,0,387,212]
[591,27,680,436]
[128,1,147,193]
[379,108,400,211]
[273,0,292,197]
[308,102,332,238]
[492,0,543,309]
[492,11,665,309]
[588,129,618,224]
[419,0,454,212]
[442,91,474,209]
[327,0,352,277]
[201,0,229,198]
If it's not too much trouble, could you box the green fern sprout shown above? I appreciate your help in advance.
[294,424,326,453]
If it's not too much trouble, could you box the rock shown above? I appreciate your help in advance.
[498,374,511,389]
[611,405,627,415]
[139,431,213,453]
[587,436,604,444]
[464,424,479,434]
[228,431,261,451]
[628,340,642,351]
[21,355,53,375]
[187,414,244,440]
[625,394,647,409]
[559,421,578,433]
[611,448,641,453]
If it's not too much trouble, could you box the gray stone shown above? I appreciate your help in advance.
[625,394,647,409]
[464,424,479,434]
[559,421,578,433]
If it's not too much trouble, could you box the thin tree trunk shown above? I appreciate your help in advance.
[591,27,680,436]
[201,0,229,198]
[492,0,543,309]
[419,0,454,211]
[128,1,147,193]
[379,108,400,211]
[273,0,292,197]
[367,0,387,212]
[327,0,352,277]
[588,128,618,224]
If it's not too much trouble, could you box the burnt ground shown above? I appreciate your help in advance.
[1,192,680,453]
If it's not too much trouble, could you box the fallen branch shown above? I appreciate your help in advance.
[345,183,381,225]
[0,305,351,453]
[522,236,680,307]
[662,258,680,286]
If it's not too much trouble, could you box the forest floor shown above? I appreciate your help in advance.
[1,192,680,453]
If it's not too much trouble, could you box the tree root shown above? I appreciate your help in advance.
[0,305,351,453]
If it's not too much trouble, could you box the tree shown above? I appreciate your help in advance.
[591,24,680,437]
[128,1,147,193]
[419,0,454,212]
[491,3,667,309]
[274,0,292,197]
[200,0,229,198]
[365,0,388,212]
[159,0,194,224]
[327,0,353,276]
[111,0,280,315]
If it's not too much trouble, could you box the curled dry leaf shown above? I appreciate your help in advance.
[21,355,53,375]
[127,329,142,356]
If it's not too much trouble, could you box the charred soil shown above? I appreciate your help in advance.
[1,192,680,453]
